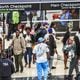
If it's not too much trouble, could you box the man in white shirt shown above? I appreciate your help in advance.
[33,37,49,80]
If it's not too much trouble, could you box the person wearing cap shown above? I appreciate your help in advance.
[44,22,56,43]
[33,37,50,80]
[44,28,58,72]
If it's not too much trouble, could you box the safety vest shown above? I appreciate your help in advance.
[12,11,19,24]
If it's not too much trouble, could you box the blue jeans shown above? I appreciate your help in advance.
[24,47,32,65]
[48,56,54,72]
[36,61,49,80]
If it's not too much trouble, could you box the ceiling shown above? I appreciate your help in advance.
[0,0,80,4]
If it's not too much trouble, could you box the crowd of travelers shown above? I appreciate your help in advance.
[0,22,80,80]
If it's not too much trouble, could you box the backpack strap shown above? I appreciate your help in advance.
[20,37,23,49]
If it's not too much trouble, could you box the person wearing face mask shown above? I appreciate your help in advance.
[24,27,33,68]
[11,30,26,73]
[18,24,26,38]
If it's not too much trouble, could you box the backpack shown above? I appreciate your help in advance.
[48,34,56,49]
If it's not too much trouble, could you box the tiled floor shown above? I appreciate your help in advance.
[5,38,77,80]
[11,59,76,80]
[12,75,71,80]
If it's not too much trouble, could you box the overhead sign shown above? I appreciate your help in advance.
[41,2,80,10]
[61,2,80,9]
[41,3,61,10]
[0,3,39,11]
[0,2,80,10]
[0,0,79,4]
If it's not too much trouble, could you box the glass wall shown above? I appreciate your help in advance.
[25,9,79,31]
[0,2,80,35]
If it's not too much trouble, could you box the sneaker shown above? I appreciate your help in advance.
[15,70,19,73]
[25,64,27,67]
[64,67,68,69]
[51,66,56,69]
[28,64,31,68]
[20,69,23,73]
[66,75,73,80]
[48,73,52,76]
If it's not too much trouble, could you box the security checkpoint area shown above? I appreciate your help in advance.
[0,0,80,80]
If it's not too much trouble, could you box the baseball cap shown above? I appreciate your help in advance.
[48,28,52,33]
[38,37,44,43]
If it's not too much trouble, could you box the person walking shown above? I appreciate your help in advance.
[0,53,15,80]
[33,37,49,80]
[24,27,33,68]
[45,28,57,75]
[11,30,25,73]
[62,27,71,69]
[68,36,80,79]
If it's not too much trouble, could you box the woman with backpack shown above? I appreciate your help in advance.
[44,28,57,75]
